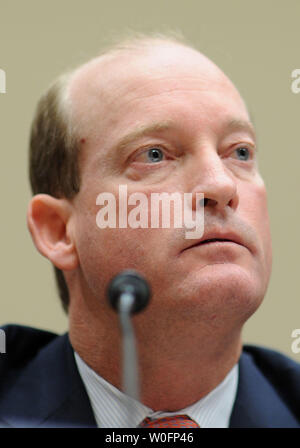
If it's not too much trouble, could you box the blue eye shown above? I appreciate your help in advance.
[147,147,164,163]
[235,147,250,161]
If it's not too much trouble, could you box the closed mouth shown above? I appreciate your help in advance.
[182,237,245,253]
[198,238,238,244]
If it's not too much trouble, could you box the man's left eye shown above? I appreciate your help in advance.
[233,146,251,161]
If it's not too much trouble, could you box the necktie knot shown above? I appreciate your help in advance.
[139,414,200,428]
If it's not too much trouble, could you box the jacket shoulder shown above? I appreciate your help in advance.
[243,344,300,380]
[243,345,300,417]
[0,324,58,386]
[0,324,96,428]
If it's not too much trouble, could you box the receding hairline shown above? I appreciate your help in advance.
[67,36,234,134]
[52,34,246,145]
[50,35,202,139]
[68,32,198,84]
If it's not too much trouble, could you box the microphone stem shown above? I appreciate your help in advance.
[119,292,140,402]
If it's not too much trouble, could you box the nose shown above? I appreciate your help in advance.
[189,149,239,213]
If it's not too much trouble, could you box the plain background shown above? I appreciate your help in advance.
[0,0,299,360]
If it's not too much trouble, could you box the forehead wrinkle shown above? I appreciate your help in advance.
[117,120,176,149]
[100,60,236,115]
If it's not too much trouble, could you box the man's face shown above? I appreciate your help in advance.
[69,44,272,331]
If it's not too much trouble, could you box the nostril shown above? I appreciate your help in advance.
[199,197,209,207]
[200,198,218,207]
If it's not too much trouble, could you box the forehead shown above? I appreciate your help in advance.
[69,43,249,148]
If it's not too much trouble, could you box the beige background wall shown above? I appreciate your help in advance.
[0,0,299,360]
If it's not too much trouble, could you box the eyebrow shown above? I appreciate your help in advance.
[224,119,256,142]
[116,118,256,147]
[117,120,175,150]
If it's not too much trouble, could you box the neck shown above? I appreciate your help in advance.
[69,293,243,411]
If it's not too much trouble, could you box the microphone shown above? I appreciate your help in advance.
[107,270,151,411]
[107,270,151,315]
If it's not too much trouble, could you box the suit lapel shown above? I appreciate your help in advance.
[230,349,299,428]
[0,333,97,428]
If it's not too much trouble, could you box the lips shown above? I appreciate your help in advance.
[181,231,247,252]
[199,238,238,244]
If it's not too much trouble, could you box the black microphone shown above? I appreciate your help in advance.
[107,270,151,424]
[107,270,151,315]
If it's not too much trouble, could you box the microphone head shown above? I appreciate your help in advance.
[107,270,151,314]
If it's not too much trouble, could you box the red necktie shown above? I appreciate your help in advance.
[139,414,200,428]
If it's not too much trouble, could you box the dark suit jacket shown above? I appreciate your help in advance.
[0,324,299,428]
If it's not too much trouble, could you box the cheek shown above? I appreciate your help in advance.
[239,180,273,274]
[74,204,156,286]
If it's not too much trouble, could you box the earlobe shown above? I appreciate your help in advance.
[27,194,78,271]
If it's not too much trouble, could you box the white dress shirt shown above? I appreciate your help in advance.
[74,351,238,428]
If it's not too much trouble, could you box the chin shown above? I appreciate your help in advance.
[169,263,267,325]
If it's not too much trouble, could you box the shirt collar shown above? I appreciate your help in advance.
[74,351,238,428]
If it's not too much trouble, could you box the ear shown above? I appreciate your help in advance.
[27,194,78,271]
